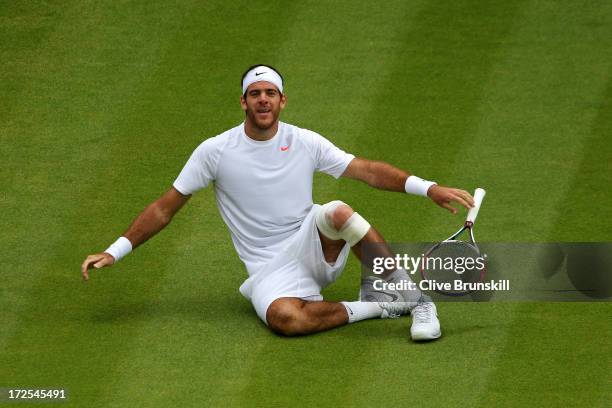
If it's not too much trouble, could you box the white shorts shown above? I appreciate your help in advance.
[238,204,351,324]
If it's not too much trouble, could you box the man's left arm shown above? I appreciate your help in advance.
[341,157,474,213]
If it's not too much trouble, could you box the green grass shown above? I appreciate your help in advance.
[1,1,610,406]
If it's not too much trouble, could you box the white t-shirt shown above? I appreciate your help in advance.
[173,122,355,275]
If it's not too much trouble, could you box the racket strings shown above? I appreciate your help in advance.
[422,240,485,295]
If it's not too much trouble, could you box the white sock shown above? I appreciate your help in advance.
[341,301,383,323]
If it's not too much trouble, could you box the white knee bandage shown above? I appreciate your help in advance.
[315,201,371,247]
[315,201,344,241]
[339,212,371,246]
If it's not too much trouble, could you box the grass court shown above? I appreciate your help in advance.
[1,1,610,406]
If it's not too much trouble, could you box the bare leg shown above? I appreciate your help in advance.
[265,204,405,336]
[289,202,437,340]
[266,297,349,336]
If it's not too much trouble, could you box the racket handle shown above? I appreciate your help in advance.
[466,188,486,224]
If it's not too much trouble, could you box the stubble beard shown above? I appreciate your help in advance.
[248,108,278,131]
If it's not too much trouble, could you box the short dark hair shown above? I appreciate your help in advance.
[240,64,284,94]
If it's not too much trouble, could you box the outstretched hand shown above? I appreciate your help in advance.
[81,252,115,281]
[427,185,475,214]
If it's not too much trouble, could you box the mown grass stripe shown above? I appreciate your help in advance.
[467,0,612,405]
[235,1,526,406]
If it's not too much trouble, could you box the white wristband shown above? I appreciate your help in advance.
[404,176,437,197]
[104,237,133,262]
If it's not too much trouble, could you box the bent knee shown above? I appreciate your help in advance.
[331,203,354,230]
[316,201,371,247]
[266,298,306,336]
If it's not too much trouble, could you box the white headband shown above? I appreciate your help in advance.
[242,66,283,95]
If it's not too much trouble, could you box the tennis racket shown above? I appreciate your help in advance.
[421,188,487,296]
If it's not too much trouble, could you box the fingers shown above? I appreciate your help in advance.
[432,187,475,214]
[81,253,111,281]
[81,255,97,281]
[94,255,113,268]
[449,191,473,210]
[82,257,97,281]
[440,202,457,214]
[457,189,475,207]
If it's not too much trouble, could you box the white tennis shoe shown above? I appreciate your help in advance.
[378,301,411,319]
[410,300,441,341]
[360,277,411,318]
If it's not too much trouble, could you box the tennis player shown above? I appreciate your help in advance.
[81,65,474,341]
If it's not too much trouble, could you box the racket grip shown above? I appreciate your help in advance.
[466,188,486,224]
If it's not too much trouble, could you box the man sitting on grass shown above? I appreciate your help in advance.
[81,64,474,340]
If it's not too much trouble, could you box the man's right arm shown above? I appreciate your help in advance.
[80,187,190,280]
